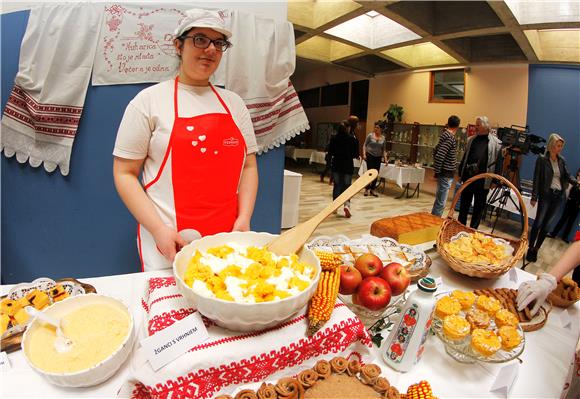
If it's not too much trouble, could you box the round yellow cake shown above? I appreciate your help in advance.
[471,328,501,357]
[498,326,522,351]
[475,295,501,316]
[443,315,471,341]
[494,308,519,328]
[451,290,476,310]
[435,296,461,319]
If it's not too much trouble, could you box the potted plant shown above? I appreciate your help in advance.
[383,104,404,123]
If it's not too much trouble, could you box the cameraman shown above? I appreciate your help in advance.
[457,116,502,229]
[526,134,576,262]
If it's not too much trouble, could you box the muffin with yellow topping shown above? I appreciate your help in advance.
[471,328,501,357]
[435,296,461,319]
[443,315,471,341]
[494,308,519,328]
[466,308,490,330]
[498,326,522,351]
[475,295,501,316]
[451,290,476,310]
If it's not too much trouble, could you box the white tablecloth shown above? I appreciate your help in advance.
[1,256,579,398]
[284,146,315,161]
[281,169,302,228]
[359,161,425,188]
[309,150,327,165]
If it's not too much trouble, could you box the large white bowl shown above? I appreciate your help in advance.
[21,294,135,387]
[173,231,321,332]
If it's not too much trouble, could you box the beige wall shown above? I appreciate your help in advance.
[367,64,529,128]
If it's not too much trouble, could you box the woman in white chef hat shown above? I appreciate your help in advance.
[113,9,259,271]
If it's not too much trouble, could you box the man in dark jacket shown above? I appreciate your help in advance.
[548,169,580,243]
[328,120,359,218]
[431,115,460,216]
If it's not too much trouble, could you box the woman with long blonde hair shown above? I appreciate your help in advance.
[526,133,576,262]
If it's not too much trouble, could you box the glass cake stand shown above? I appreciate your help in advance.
[431,316,526,364]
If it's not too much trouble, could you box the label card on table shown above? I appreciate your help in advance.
[0,351,11,371]
[508,267,518,283]
[559,309,572,330]
[490,362,519,398]
[141,311,209,371]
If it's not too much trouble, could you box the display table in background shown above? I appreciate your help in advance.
[281,169,302,228]
[1,253,578,398]
[359,161,425,198]
[308,150,327,165]
[284,146,315,162]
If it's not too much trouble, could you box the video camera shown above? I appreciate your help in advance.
[497,125,545,155]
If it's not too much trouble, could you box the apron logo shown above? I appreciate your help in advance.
[223,137,239,147]
[186,126,194,131]
[198,135,207,141]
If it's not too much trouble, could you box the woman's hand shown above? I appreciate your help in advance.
[517,273,557,316]
[151,224,186,262]
[232,215,251,231]
[362,153,367,161]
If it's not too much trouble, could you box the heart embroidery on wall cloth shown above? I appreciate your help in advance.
[192,141,198,146]
[198,135,206,141]
[200,148,206,153]
[186,126,194,131]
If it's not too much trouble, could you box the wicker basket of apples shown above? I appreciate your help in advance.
[339,253,410,325]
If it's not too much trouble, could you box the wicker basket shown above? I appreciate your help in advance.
[436,173,528,278]
[547,292,579,308]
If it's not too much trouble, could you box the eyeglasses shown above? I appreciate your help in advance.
[181,35,232,52]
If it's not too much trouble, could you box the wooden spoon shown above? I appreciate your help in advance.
[267,169,379,255]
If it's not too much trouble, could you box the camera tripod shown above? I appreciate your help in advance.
[484,149,524,234]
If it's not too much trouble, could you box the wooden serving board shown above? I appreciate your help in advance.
[0,278,96,353]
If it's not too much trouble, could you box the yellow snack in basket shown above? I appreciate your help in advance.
[444,232,509,265]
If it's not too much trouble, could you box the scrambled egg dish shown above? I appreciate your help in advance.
[183,244,315,303]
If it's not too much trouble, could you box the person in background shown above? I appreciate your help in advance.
[328,120,359,218]
[319,128,336,184]
[431,115,460,216]
[548,168,580,243]
[526,134,576,262]
[457,116,502,229]
[113,9,258,271]
[363,121,387,197]
[347,115,360,137]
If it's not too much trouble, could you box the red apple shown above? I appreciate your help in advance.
[356,277,392,310]
[354,253,383,278]
[339,265,363,295]
[380,262,410,296]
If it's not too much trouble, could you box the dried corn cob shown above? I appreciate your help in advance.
[406,380,435,399]
[307,259,340,336]
[314,250,343,270]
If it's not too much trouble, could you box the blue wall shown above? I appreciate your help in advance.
[1,11,284,284]
[524,64,580,241]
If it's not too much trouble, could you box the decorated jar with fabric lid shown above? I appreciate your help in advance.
[380,277,437,372]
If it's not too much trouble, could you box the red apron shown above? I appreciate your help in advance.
[138,78,246,270]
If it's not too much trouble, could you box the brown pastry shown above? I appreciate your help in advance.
[313,360,331,379]
[275,378,304,399]
[235,390,258,399]
[297,370,319,388]
[466,309,490,330]
[360,364,381,385]
[257,383,277,399]
[329,357,348,374]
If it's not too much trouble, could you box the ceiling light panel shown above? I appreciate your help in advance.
[382,43,459,68]
[525,29,580,62]
[324,14,421,50]
[505,0,580,25]
[288,0,361,29]
[296,36,363,62]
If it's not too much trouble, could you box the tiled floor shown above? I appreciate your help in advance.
[284,163,570,276]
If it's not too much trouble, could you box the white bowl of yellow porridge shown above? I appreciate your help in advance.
[173,231,321,332]
[21,294,134,387]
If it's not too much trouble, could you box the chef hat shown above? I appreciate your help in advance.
[174,9,231,39]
